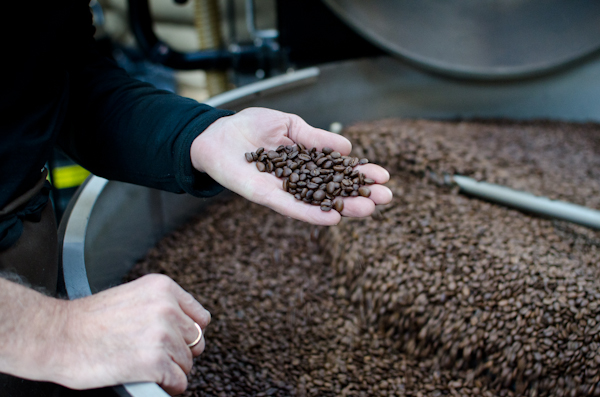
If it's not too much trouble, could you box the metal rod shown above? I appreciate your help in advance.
[452,175,600,230]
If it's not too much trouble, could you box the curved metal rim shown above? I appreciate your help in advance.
[322,0,600,80]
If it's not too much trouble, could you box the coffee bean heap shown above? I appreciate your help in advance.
[129,118,600,396]
[244,144,374,212]
[325,119,600,396]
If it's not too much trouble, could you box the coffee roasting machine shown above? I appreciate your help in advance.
[58,1,600,395]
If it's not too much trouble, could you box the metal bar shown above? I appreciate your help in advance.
[453,175,600,230]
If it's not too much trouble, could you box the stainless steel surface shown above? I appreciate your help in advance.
[60,55,600,396]
[323,0,600,79]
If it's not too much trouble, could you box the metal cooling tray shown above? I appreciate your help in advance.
[322,0,600,79]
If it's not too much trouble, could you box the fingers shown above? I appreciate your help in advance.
[190,335,206,358]
[262,187,342,226]
[182,321,206,357]
[158,361,189,396]
[286,115,352,155]
[173,285,211,329]
[355,164,391,184]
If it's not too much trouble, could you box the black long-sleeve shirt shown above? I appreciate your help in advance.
[0,1,233,249]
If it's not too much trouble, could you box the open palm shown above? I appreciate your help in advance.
[191,107,392,225]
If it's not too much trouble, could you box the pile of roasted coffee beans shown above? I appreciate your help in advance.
[129,119,600,397]
[245,144,374,212]
[326,119,600,397]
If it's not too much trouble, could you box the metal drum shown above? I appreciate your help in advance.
[59,55,600,396]
[322,0,600,79]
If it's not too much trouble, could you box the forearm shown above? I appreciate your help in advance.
[0,277,68,383]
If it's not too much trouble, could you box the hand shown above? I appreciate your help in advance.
[53,274,210,395]
[191,107,392,225]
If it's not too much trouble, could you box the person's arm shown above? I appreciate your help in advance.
[0,274,209,395]
[57,2,233,197]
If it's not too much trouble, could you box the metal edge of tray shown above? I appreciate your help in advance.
[57,67,321,397]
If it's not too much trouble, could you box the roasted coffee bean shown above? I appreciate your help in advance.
[294,193,301,200]
[323,160,333,169]
[333,198,344,212]
[333,174,344,183]
[282,179,289,191]
[312,177,324,184]
[297,181,307,187]
[275,168,283,178]
[306,182,319,190]
[282,168,292,177]
[316,157,328,166]
[343,158,351,167]
[333,165,346,172]
[310,169,320,177]
[256,162,266,172]
[320,205,332,212]
[359,158,369,164]
[258,153,267,162]
[275,161,286,168]
[267,150,279,159]
[288,151,298,159]
[344,166,353,175]
[255,147,264,155]
[298,153,311,161]
[289,173,299,183]
[245,153,253,162]
[364,178,375,185]
[301,188,309,198]
[358,187,371,197]
[350,190,359,197]
[313,190,326,201]
[331,151,341,159]
[322,147,333,154]
[306,162,318,171]
[327,182,336,194]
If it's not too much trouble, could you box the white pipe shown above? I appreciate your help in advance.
[452,175,600,230]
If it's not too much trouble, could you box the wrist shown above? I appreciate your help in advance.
[190,116,227,174]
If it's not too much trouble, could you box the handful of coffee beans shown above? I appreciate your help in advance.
[245,143,374,212]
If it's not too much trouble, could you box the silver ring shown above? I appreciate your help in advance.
[187,323,203,348]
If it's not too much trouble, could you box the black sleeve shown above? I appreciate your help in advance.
[58,2,234,197]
